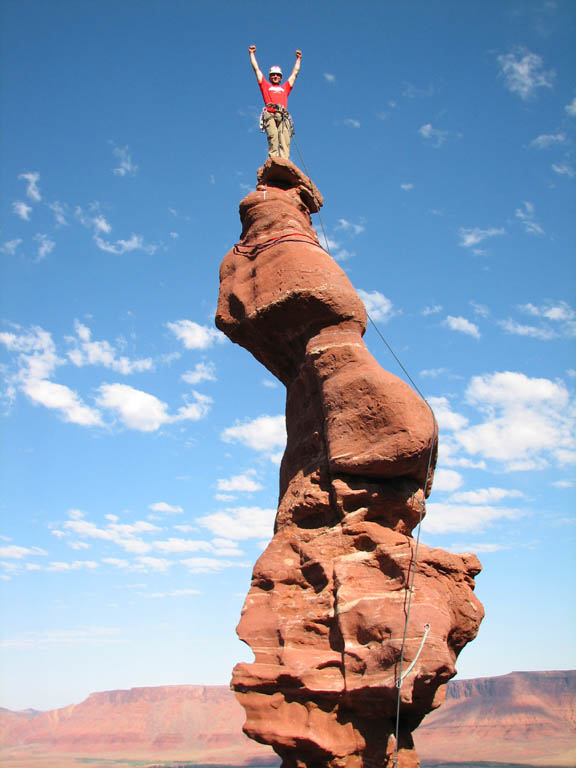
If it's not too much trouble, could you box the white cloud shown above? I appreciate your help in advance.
[497,47,555,100]
[148,502,183,515]
[217,471,263,492]
[450,487,524,504]
[101,557,131,569]
[454,371,575,470]
[444,315,481,339]
[420,368,449,379]
[48,201,68,226]
[75,205,112,234]
[133,556,173,572]
[529,132,567,149]
[377,100,397,120]
[428,396,469,431]
[404,83,435,99]
[313,228,355,263]
[551,163,575,178]
[1,239,23,256]
[466,370,568,407]
[1,627,124,649]
[418,123,460,148]
[424,502,523,534]
[104,556,175,572]
[324,73,335,84]
[96,383,211,431]
[470,301,490,318]
[175,391,212,421]
[501,301,576,340]
[335,218,365,235]
[180,557,250,574]
[499,319,556,340]
[111,144,138,177]
[433,469,463,493]
[214,493,235,502]
[0,325,61,380]
[211,537,244,556]
[222,414,286,455]
[153,538,213,554]
[140,589,201,598]
[45,560,99,572]
[438,440,487,470]
[515,201,544,236]
[94,233,156,255]
[12,200,32,221]
[344,118,361,128]
[459,226,505,250]
[181,361,216,384]
[68,541,90,550]
[357,289,395,323]
[422,305,443,316]
[34,233,55,261]
[167,320,226,350]
[18,171,41,202]
[400,183,413,191]
[24,378,102,426]
[565,97,576,117]
[64,514,161,555]
[448,542,509,554]
[12,201,32,220]
[536,303,575,323]
[67,321,154,374]
[198,506,276,540]
[0,545,47,559]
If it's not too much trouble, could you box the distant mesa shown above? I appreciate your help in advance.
[0,673,574,767]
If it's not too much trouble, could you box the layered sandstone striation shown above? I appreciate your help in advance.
[216,158,484,767]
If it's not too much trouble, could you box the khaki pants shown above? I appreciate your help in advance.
[263,111,291,159]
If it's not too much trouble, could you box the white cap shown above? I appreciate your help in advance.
[269,65,282,76]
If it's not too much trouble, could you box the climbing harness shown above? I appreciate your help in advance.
[260,104,295,136]
[290,136,438,768]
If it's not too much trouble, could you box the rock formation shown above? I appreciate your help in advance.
[216,158,484,767]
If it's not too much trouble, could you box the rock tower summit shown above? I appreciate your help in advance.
[216,158,484,767]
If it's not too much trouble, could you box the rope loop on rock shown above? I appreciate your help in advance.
[396,623,431,687]
[233,231,327,259]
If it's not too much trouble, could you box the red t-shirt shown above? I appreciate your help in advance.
[259,79,292,112]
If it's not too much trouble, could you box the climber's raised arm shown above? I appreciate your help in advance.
[248,45,263,84]
[287,49,302,88]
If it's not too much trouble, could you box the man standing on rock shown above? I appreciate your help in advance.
[249,45,302,159]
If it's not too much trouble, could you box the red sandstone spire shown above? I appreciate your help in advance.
[216,158,484,767]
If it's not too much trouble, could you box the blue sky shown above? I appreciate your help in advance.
[1,0,575,712]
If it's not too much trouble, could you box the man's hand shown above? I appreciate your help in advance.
[248,45,262,82]
[295,49,302,58]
